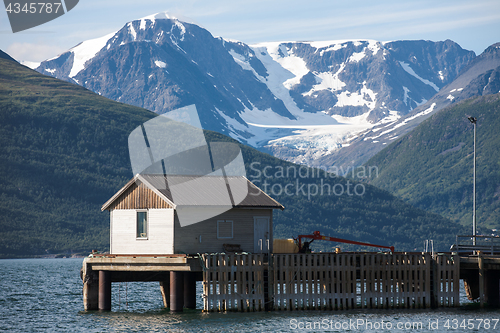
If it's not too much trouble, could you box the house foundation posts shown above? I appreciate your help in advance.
[160,279,170,308]
[82,263,98,311]
[485,270,500,307]
[170,271,184,312]
[98,270,112,311]
[479,254,485,308]
[184,272,197,309]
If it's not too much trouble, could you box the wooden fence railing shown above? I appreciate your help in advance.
[202,253,459,312]
[202,254,267,311]
[435,254,460,307]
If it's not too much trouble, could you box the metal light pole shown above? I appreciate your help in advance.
[468,116,477,246]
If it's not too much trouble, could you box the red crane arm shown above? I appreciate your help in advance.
[297,231,394,252]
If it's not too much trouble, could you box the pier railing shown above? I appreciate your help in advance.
[453,235,500,254]
[202,254,267,311]
[202,252,459,312]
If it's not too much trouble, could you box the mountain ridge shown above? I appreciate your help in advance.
[317,43,500,170]
[33,13,476,167]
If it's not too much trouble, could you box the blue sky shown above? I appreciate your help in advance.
[1,0,499,62]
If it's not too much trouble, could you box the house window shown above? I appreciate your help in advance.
[137,211,148,238]
[217,220,233,239]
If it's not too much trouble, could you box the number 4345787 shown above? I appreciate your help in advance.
[5,2,62,14]
[444,319,498,330]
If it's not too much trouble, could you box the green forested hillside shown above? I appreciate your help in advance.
[0,56,463,257]
[366,93,500,231]
[0,57,156,257]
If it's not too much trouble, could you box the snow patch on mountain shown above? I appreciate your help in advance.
[370,111,401,132]
[349,51,366,62]
[308,39,380,57]
[438,70,444,81]
[404,102,436,122]
[250,43,305,116]
[69,32,116,78]
[403,86,410,105]
[304,65,346,96]
[318,44,344,56]
[336,82,377,110]
[367,40,381,55]
[171,21,186,41]
[128,22,137,41]
[154,60,166,68]
[228,49,256,73]
[383,102,437,134]
[140,12,198,25]
[399,61,439,91]
[255,42,309,89]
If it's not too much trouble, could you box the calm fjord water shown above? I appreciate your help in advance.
[0,258,498,332]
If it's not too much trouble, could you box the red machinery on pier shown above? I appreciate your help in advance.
[296,231,395,253]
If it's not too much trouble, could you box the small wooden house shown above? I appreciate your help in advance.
[101,174,284,255]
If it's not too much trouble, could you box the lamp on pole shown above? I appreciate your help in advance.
[468,116,477,245]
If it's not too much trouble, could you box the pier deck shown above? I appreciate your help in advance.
[80,252,500,312]
[83,254,203,272]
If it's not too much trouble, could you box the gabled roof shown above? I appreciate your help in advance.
[102,174,284,211]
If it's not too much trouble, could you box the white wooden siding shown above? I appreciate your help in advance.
[110,208,174,254]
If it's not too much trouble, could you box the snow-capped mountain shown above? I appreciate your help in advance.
[316,43,500,171]
[33,12,476,167]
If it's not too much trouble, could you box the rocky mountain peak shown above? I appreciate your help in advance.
[32,14,484,169]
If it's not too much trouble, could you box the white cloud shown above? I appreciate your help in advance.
[6,42,66,62]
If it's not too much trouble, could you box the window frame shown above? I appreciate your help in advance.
[136,210,148,239]
[217,220,233,239]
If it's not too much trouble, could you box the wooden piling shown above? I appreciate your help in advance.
[82,264,98,311]
[479,254,485,308]
[184,272,197,309]
[486,270,500,307]
[159,280,170,308]
[98,270,111,311]
[170,271,184,312]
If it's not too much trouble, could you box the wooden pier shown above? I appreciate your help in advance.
[81,252,500,312]
[202,252,460,311]
[81,254,203,311]
[460,254,500,307]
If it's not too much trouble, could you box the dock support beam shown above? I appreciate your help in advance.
[430,258,438,308]
[83,268,98,311]
[98,270,112,311]
[486,270,500,307]
[184,272,197,309]
[160,279,170,308]
[479,254,485,308]
[170,271,184,312]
